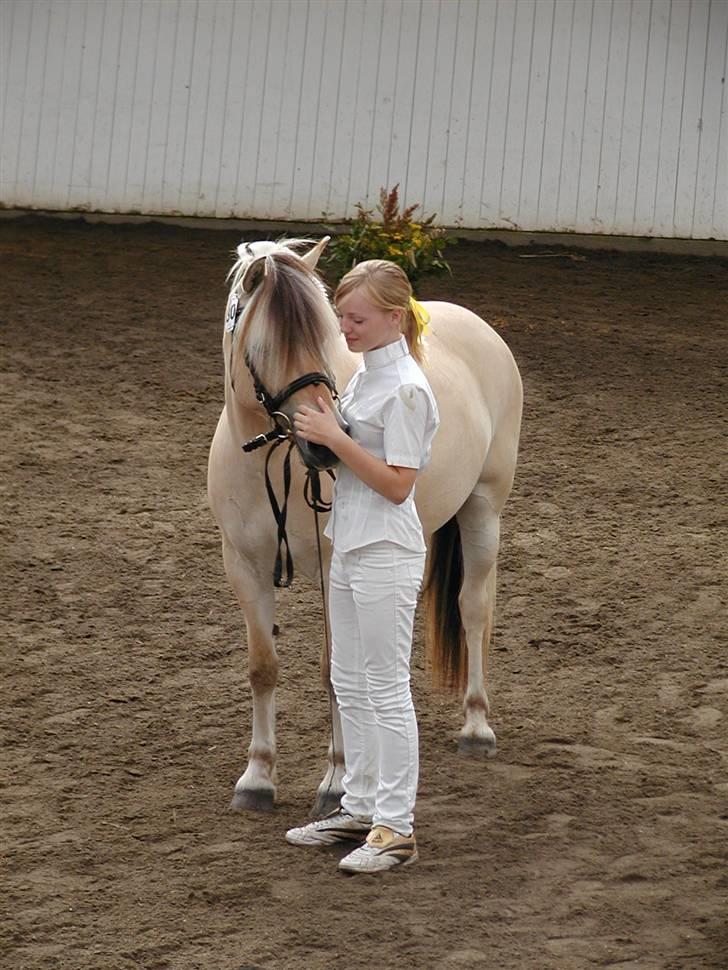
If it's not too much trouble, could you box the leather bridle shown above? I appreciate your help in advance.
[227,294,339,588]
[241,353,338,453]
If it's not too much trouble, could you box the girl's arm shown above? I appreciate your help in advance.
[293,397,417,505]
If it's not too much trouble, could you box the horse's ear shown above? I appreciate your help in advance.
[300,236,330,271]
[242,255,268,293]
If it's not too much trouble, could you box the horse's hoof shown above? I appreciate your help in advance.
[310,789,342,818]
[458,735,497,758]
[230,787,276,813]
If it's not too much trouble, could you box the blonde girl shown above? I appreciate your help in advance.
[286,260,439,874]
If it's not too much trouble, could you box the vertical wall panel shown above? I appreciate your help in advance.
[1,0,726,239]
[557,0,592,229]
[104,0,141,211]
[519,0,554,228]
[253,0,288,217]
[328,1,366,216]
[13,2,50,202]
[652,0,691,236]
[401,0,439,212]
[307,0,345,217]
[634,1,670,233]
[421,0,458,219]
[674,0,710,234]
[62,2,93,206]
[385,0,419,211]
[121,0,157,212]
[613,0,651,234]
[693,0,728,237]
[141,0,176,213]
[441,0,478,225]
[594,1,630,232]
[346,0,384,214]
[460,0,497,224]
[232,0,268,218]
[34,1,65,203]
[480,1,517,227]
[288,1,327,220]
[500,0,537,227]
[365,1,402,214]
[577,0,611,232]
[537,0,573,228]
[72,2,105,207]
[271,0,309,218]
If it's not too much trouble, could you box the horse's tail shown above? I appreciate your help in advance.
[423,516,467,692]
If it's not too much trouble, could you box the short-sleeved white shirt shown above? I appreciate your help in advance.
[324,336,440,553]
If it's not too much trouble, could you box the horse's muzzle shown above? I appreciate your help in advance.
[294,436,340,472]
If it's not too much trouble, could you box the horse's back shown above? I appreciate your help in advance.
[416,302,522,529]
[425,301,521,408]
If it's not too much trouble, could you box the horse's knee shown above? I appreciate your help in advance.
[249,653,278,692]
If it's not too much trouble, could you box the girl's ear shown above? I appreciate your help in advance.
[392,307,403,327]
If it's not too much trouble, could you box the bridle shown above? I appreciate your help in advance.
[227,291,339,588]
[241,353,338,454]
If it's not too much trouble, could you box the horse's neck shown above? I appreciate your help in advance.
[224,366,267,441]
[332,343,359,394]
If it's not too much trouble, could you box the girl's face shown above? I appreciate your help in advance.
[336,287,402,353]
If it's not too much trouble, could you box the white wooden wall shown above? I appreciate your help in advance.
[1,0,726,238]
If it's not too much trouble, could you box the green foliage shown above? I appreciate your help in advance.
[325,185,452,284]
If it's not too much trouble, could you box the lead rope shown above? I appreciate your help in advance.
[262,444,340,808]
[305,468,338,813]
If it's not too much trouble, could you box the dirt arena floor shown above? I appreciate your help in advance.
[1,217,726,970]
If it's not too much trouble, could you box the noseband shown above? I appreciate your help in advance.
[241,355,338,453]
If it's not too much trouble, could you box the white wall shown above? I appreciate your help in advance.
[1,0,726,238]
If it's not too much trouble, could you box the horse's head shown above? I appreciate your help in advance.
[225,237,342,472]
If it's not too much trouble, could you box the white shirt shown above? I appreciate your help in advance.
[325,336,440,553]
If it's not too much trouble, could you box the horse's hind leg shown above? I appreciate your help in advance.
[456,485,501,756]
[222,541,279,812]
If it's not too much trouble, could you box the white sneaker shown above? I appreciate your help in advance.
[338,825,418,873]
[285,808,371,847]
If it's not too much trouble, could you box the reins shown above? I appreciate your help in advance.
[258,436,335,588]
[236,346,339,590]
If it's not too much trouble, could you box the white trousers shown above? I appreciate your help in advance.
[329,541,426,837]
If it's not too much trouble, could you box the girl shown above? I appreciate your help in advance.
[286,259,439,874]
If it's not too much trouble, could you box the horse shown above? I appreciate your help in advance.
[207,237,523,815]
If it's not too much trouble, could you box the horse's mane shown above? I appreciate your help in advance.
[229,240,340,392]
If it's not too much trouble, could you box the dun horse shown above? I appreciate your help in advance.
[207,237,522,814]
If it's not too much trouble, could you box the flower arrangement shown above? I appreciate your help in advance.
[325,185,452,284]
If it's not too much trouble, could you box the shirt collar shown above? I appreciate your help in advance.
[362,335,409,370]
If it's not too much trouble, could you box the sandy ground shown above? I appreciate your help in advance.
[1,217,726,970]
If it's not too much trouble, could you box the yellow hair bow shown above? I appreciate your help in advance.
[409,296,431,337]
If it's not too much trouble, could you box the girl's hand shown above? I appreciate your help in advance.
[293,396,344,448]
[296,396,416,504]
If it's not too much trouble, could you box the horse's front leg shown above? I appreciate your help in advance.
[223,541,279,812]
[456,488,500,756]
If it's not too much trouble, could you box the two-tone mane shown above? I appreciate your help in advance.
[226,240,340,395]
